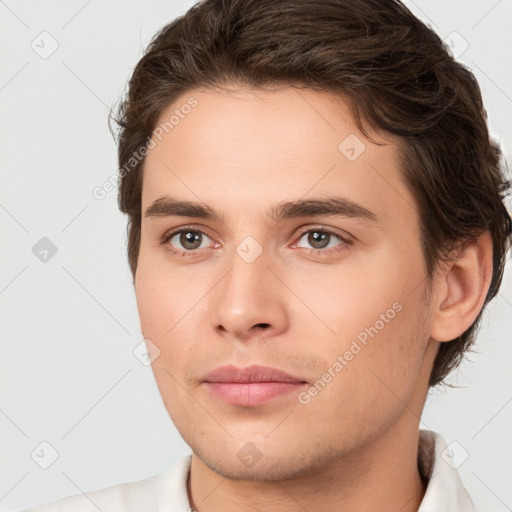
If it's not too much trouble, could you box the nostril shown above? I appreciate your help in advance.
[255,323,271,329]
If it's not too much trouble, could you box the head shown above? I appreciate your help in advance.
[111,0,511,480]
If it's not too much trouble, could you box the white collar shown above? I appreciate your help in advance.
[417,430,475,511]
[156,430,474,511]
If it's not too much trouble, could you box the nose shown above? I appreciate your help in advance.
[209,245,289,342]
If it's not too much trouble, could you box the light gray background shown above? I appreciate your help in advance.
[1,1,511,511]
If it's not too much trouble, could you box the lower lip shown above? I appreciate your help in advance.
[203,382,305,406]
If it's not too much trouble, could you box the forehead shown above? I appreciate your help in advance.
[141,86,417,226]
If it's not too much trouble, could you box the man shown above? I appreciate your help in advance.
[24,0,511,510]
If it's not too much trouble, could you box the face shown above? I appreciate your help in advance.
[135,85,438,480]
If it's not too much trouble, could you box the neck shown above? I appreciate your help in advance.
[188,420,426,512]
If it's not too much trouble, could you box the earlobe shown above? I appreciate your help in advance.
[430,231,493,342]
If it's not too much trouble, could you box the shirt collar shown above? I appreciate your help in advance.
[417,429,475,511]
[156,429,474,511]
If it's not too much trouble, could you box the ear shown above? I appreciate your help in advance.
[430,231,493,342]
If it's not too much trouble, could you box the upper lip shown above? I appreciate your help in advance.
[202,365,306,384]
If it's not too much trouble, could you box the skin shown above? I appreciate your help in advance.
[135,85,493,512]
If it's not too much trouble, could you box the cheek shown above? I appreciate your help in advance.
[295,257,430,409]
[295,295,430,448]
[286,251,418,348]
[134,258,210,379]
[134,264,200,418]
[135,252,197,337]
[135,269,166,339]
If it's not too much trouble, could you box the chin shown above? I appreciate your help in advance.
[190,435,345,482]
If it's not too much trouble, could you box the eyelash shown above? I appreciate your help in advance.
[160,225,353,258]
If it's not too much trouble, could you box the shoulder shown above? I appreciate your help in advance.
[20,455,192,512]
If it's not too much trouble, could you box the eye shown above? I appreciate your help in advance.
[161,227,216,256]
[293,227,352,254]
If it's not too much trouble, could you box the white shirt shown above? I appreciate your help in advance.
[22,430,475,512]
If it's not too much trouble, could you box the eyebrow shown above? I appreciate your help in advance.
[144,195,377,223]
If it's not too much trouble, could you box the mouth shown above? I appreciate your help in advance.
[201,364,307,406]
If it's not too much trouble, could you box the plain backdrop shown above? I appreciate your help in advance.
[0,1,511,511]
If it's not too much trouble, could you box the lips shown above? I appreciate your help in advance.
[202,365,305,384]
[201,365,307,406]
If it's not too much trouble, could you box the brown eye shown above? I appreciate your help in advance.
[295,229,347,252]
[165,229,212,252]
[307,231,331,249]
[179,231,203,250]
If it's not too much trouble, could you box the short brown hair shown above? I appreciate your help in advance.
[111,0,512,386]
